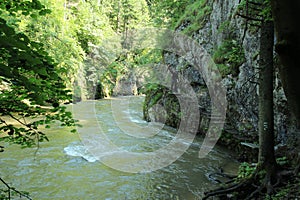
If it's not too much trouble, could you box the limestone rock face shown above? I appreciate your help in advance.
[143,0,293,151]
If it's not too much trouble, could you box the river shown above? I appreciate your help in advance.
[0,96,239,199]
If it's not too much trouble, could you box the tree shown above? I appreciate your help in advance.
[204,1,281,198]
[105,0,150,34]
[0,1,77,151]
[271,1,300,130]
[146,0,189,28]
[257,15,277,194]
[1,1,78,198]
[23,0,85,87]
[88,0,154,98]
[271,0,300,175]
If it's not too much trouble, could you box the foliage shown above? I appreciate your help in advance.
[213,39,245,77]
[1,177,31,200]
[147,0,190,28]
[260,0,272,21]
[100,62,123,97]
[236,162,256,180]
[237,0,272,34]
[70,0,113,54]
[265,187,290,200]
[236,163,267,185]
[217,20,238,38]
[0,1,77,148]
[104,0,150,34]
[140,83,164,97]
[73,84,82,102]
[276,156,288,166]
[69,0,155,99]
[97,47,162,97]
[0,0,51,17]
[21,0,85,86]
[218,21,231,33]
[264,175,300,200]
[237,0,272,21]
[0,1,82,197]
[174,0,212,34]
[142,83,165,120]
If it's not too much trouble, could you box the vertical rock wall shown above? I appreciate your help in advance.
[143,0,293,160]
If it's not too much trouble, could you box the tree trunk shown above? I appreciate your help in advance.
[258,19,277,180]
[271,1,300,128]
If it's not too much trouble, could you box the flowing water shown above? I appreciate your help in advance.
[1,96,239,200]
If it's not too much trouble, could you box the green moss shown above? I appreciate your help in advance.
[142,83,166,121]
[174,0,212,35]
[164,93,181,128]
[142,83,181,127]
[218,20,231,33]
[217,20,237,37]
[213,39,245,77]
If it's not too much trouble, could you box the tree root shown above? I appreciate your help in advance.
[203,180,250,200]
[207,171,237,184]
[203,168,297,200]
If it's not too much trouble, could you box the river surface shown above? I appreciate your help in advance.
[1,96,239,199]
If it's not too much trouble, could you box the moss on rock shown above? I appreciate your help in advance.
[212,39,245,77]
[143,84,180,128]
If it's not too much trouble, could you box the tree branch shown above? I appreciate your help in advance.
[236,13,262,22]
[0,177,32,200]
[248,1,263,6]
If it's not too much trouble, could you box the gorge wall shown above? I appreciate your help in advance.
[143,0,295,161]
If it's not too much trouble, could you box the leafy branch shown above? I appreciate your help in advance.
[0,177,32,200]
[0,1,79,199]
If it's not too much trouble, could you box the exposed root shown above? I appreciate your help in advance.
[245,178,274,200]
[203,168,297,199]
[207,171,237,184]
[203,179,250,200]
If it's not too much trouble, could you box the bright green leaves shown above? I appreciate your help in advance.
[147,0,190,28]
[236,162,257,180]
[0,0,77,149]
[0,18,61,97]
[23,0,85,85]
[260,0,272,21]
[0,121,49,148]
[0,0,51,17]
[105,0,150,33]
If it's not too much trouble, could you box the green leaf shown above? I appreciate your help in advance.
[70,129,77,133]
[36,68,48,76]
[39,9,51,15]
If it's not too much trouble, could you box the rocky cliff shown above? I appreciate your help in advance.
[143,0,294,161]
